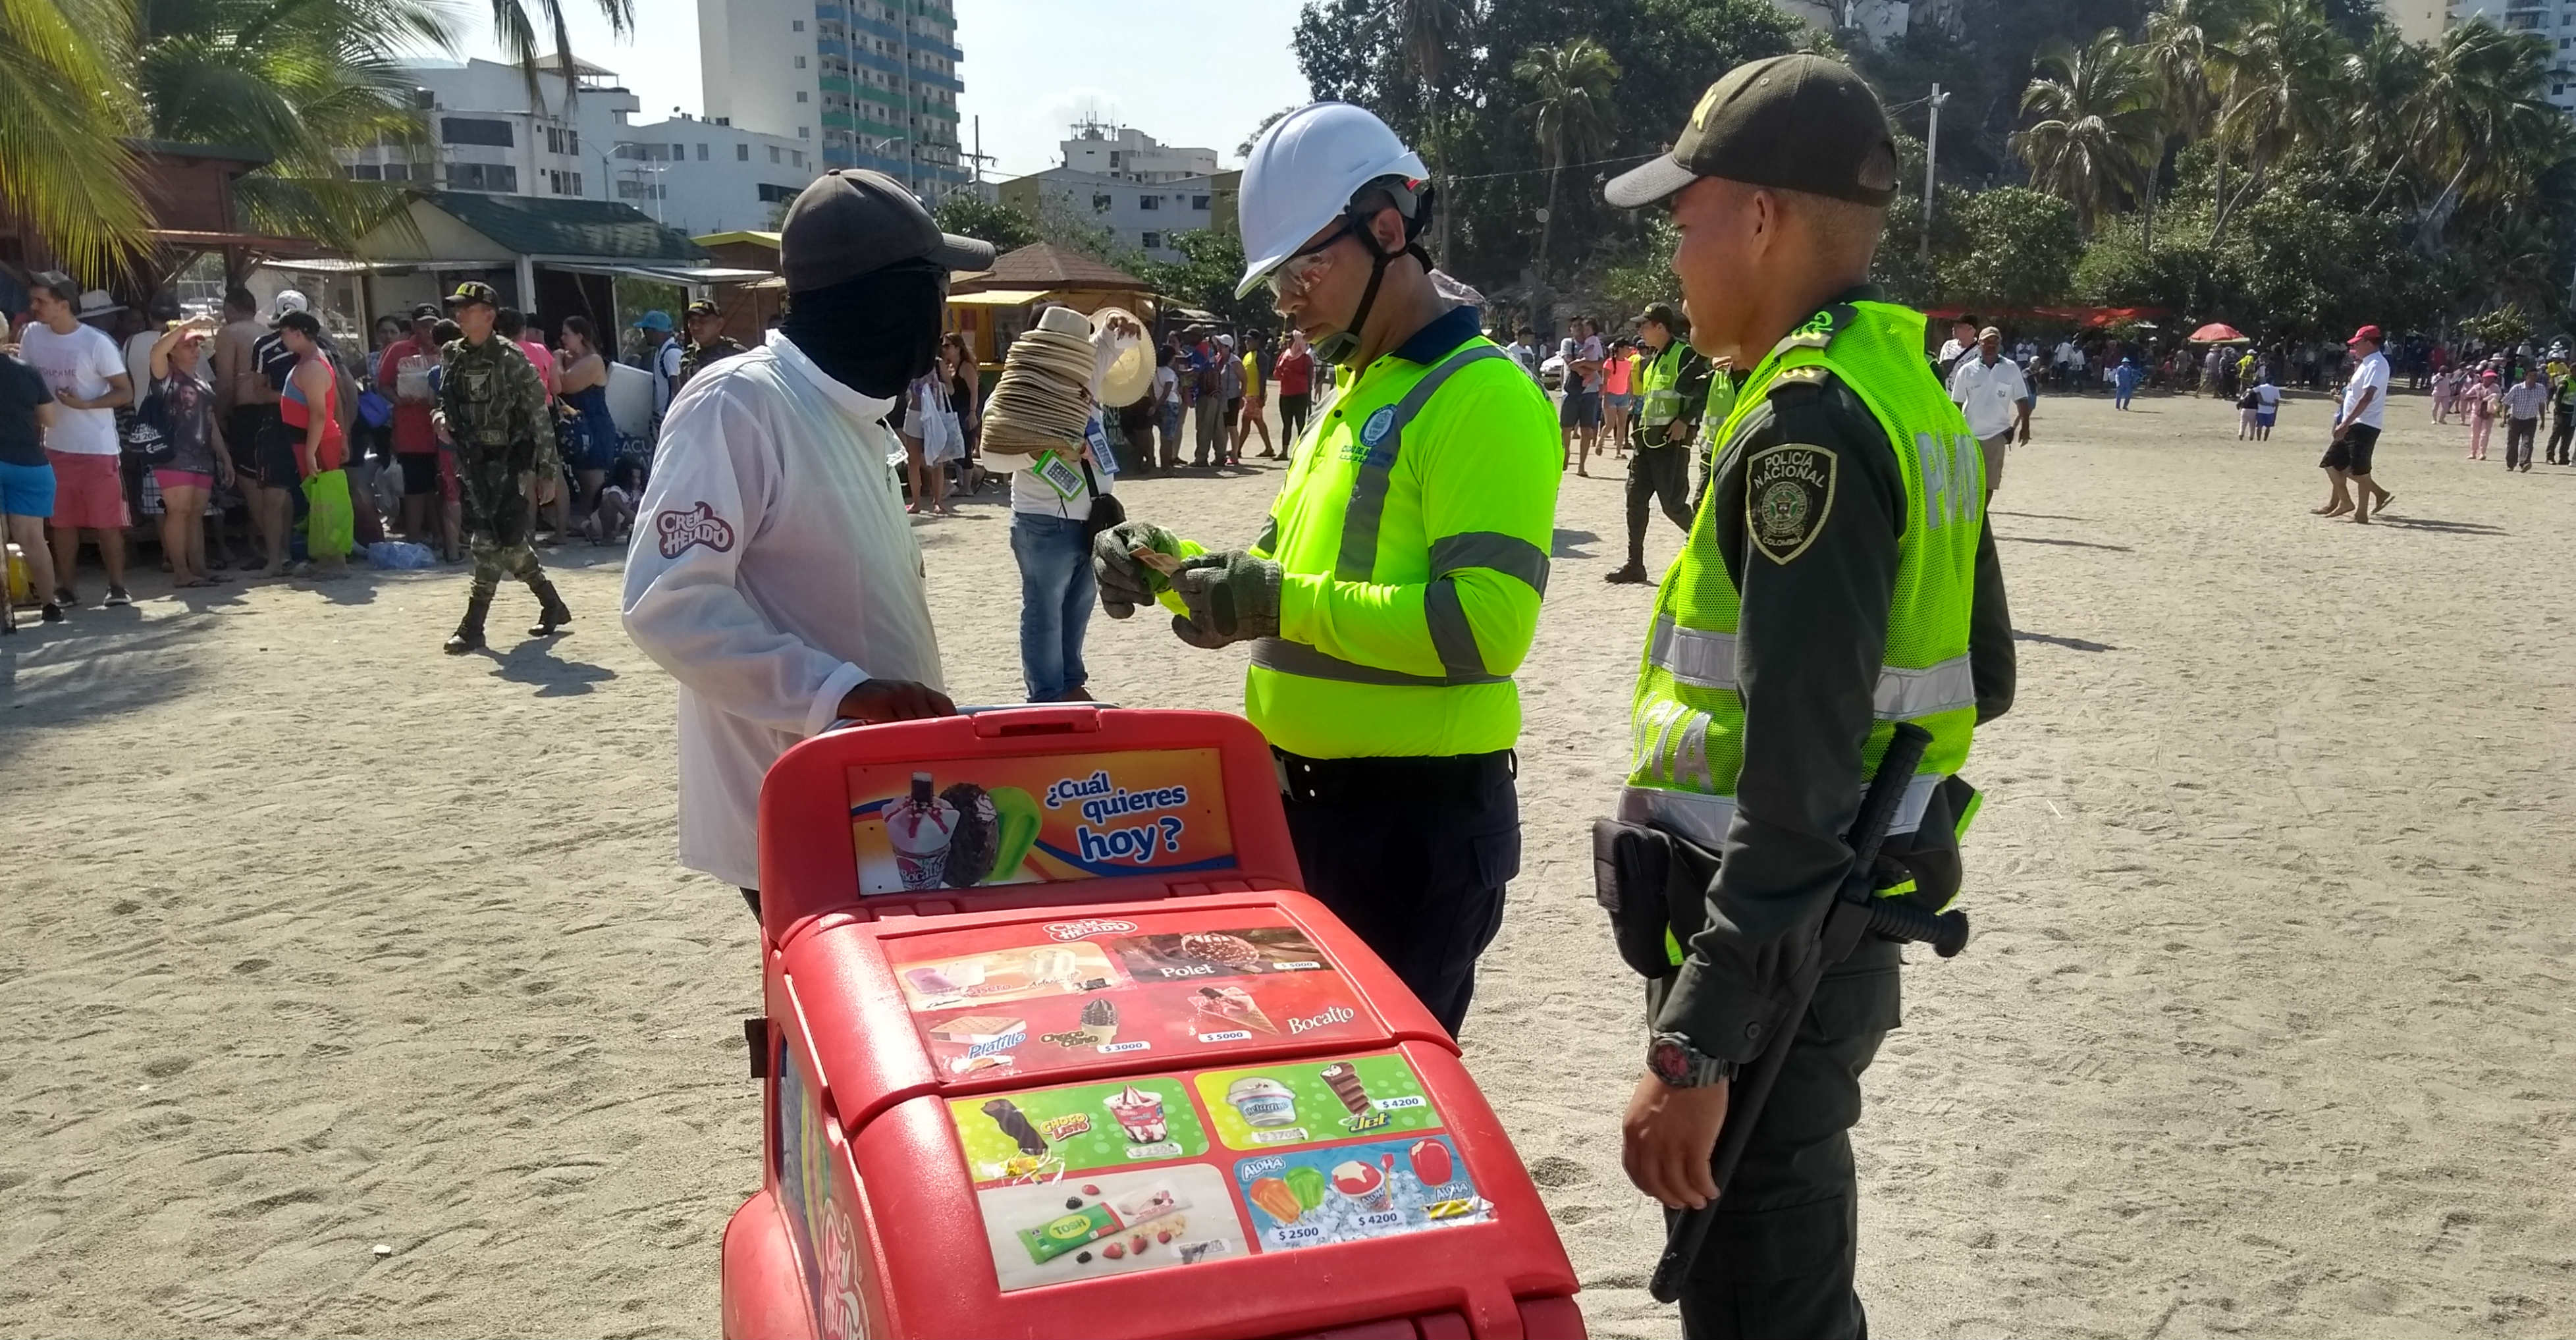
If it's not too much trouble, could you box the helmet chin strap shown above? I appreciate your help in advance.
[1314,217,1430,367]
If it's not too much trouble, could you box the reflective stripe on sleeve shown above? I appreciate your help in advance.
[1424,579,1485,680]
[1648,616,1977,720]
[1251,636,1508,687]
[1428,530,1550,595]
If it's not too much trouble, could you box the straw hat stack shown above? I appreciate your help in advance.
[979,305,1099,461]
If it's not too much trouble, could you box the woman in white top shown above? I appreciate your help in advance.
[900,366,957,515]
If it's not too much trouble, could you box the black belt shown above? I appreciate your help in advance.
[1272,747,1516,808]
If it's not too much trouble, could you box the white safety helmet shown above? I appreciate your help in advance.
[1235,102,1430,300]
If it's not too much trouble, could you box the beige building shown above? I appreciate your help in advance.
[2382,0,2449,42]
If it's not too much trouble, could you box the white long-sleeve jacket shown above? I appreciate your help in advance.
[621,334,944,890]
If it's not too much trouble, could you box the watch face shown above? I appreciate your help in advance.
[1648,1038,1686,1084]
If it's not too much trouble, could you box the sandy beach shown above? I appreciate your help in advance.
[5,384,2573,1338]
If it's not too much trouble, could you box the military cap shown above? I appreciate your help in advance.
[443,281,500,309]
[1606,55,1899,209]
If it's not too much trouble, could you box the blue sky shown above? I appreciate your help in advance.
[463,0,1316,178]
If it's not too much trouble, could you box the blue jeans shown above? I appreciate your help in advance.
[1011,511,1094,701]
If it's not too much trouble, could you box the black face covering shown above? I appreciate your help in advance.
[781,258,945,399]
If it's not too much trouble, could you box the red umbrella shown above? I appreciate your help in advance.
[2188,323,2249,344]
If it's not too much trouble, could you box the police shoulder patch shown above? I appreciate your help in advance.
[1745,442,1837,565]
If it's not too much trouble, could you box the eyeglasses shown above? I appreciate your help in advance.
[1260,220,1357,298]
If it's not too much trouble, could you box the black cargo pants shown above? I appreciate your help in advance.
[1663,938,1900,1340]
[1280,749,1519,1037]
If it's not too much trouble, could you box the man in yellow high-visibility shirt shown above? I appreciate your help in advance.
[1090,102,1561,1036]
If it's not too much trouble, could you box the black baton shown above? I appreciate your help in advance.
[1648,722,1969,1304]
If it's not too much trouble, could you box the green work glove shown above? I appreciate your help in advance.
[1092,520,1179,619]
[1167,550,1281,649]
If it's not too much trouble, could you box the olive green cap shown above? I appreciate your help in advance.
[1605,55,1899,209]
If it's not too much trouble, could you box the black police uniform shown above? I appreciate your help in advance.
[1646,308,2015,1338]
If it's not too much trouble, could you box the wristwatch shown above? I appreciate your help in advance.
[1647,1032,1735,1088]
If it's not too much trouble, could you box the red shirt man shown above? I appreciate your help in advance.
[1274,339,1314,396]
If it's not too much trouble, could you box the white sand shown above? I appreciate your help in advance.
[4,387,2572,1337]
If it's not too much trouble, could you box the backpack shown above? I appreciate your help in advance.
[122,387,177,467]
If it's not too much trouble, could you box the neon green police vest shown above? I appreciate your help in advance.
[1636,340,1688,430]
[1620,299,1985,852]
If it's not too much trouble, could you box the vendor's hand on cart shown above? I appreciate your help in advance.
[834,679,957,725]
[1623,1071,1729,1210]
[1092,520,1178,618]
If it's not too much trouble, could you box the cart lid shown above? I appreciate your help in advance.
[758,707,1301,944]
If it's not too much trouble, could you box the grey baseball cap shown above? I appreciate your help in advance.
[780,169,996,292]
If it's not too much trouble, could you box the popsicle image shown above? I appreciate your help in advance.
[1225,1077,1298,1129]
[982,1098,1048,1157]
[1318,1062,1372,1117]
[886,773,959,890]
[1104,1084,1167,1143]
[1284,1165,1327,1212]
[1246,1176,1302,1223]
[1019,1191,1185,1266]
[1329,1158,1391,1212]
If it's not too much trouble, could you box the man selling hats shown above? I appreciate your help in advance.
[432,281,571,652]
[1595,55,2015,1337]
[620,169,990,923]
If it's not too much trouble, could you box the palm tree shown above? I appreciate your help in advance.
[481,0,633,104]
[1399,0,1467,266]
[2137,0,2239,250]
[0,0,150,276]
[2405,20,2558,206]
[2343,25,2427,208]
[2012,30,2159,236]
[136,0,462,249]
[2208,0,2340,243]
[1513,37,1620,290]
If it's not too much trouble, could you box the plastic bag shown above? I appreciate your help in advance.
[365,540,437,570]
[304,468,355,560]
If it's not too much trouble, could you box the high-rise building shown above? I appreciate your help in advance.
[2438,1,2576,112]
[698,0,969,198]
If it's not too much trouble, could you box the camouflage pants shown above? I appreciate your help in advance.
[459,438,543,597]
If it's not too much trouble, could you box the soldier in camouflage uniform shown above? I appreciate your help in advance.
[431,282,573,653]
[675,299,749,396]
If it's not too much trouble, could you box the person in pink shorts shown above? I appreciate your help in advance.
[144,315,236,586]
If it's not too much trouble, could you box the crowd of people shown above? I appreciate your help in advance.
[0,273,758,629]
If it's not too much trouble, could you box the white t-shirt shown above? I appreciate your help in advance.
[1936,338,1970,366]
[1947,354,2031,440]
[2255,383,2281,408]
[1152,365,1180,405]
[2341,351,2390,429]
[20,322,127,456]
[619,333,944,891]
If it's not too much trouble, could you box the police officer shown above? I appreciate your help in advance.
[1596,57,2015,1338]
[433,281,570,653]
[1090,103,1561,1036]
[1605,302,1715,585]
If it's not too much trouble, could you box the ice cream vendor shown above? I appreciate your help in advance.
[1088,103,1561,1035]
[622,170,992,919]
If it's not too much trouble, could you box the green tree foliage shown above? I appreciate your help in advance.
[931,194,1041,254]
[1513,38,1621,291]
[1135,228,1275,334]
[2012,30,2159,234]
[0,0,149,275]
[1941,187,2083,309]
[1295,0,1808,297]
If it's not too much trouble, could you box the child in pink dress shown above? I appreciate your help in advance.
[2466,371,2498,460]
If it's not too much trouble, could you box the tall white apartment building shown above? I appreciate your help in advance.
[698,0,970,198]
[2443,0,2576,111]
[1060,119,1221,184]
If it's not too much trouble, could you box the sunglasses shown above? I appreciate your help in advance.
[1260,219,1359,298]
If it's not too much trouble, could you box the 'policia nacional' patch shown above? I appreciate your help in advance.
[1746,442,1837,564]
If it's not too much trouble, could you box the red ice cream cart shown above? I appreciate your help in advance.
[720,705,1584,1340]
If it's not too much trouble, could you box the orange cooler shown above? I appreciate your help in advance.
[721,706,1583,1340]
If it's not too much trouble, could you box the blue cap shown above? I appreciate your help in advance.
[633,309,673,332]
